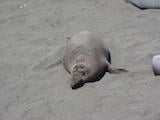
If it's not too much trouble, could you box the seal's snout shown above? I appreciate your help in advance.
[71,79,84,89]
[70,64,87,89]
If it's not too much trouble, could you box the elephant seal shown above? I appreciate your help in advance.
[151,54,160,76]
[63,31,128,89]
[125,0,160,9]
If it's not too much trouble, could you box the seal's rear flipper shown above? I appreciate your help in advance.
[114,68,128,73]
[104,60,128,74]
[107,66,128,74]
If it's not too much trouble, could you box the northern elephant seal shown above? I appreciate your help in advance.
[125,0,160,9]
[63,31,128,89]
[151,54,160,76]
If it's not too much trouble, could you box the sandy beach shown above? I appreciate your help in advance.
[1,0,160,120]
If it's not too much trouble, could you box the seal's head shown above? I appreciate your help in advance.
[71,64,89,89]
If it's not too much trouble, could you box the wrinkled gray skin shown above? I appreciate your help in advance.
[125,0,160,9]
[63,31,128,89]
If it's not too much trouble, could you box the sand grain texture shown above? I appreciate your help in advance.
[0,0,160,120]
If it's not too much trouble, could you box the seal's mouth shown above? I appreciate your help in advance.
[71,79,84,89]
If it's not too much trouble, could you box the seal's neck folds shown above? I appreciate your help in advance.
[72,64,86,73]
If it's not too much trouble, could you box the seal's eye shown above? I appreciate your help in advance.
[79,65,84,69]
[82,72,85,76]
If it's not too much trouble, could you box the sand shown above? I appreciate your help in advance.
[0,0,160,120]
